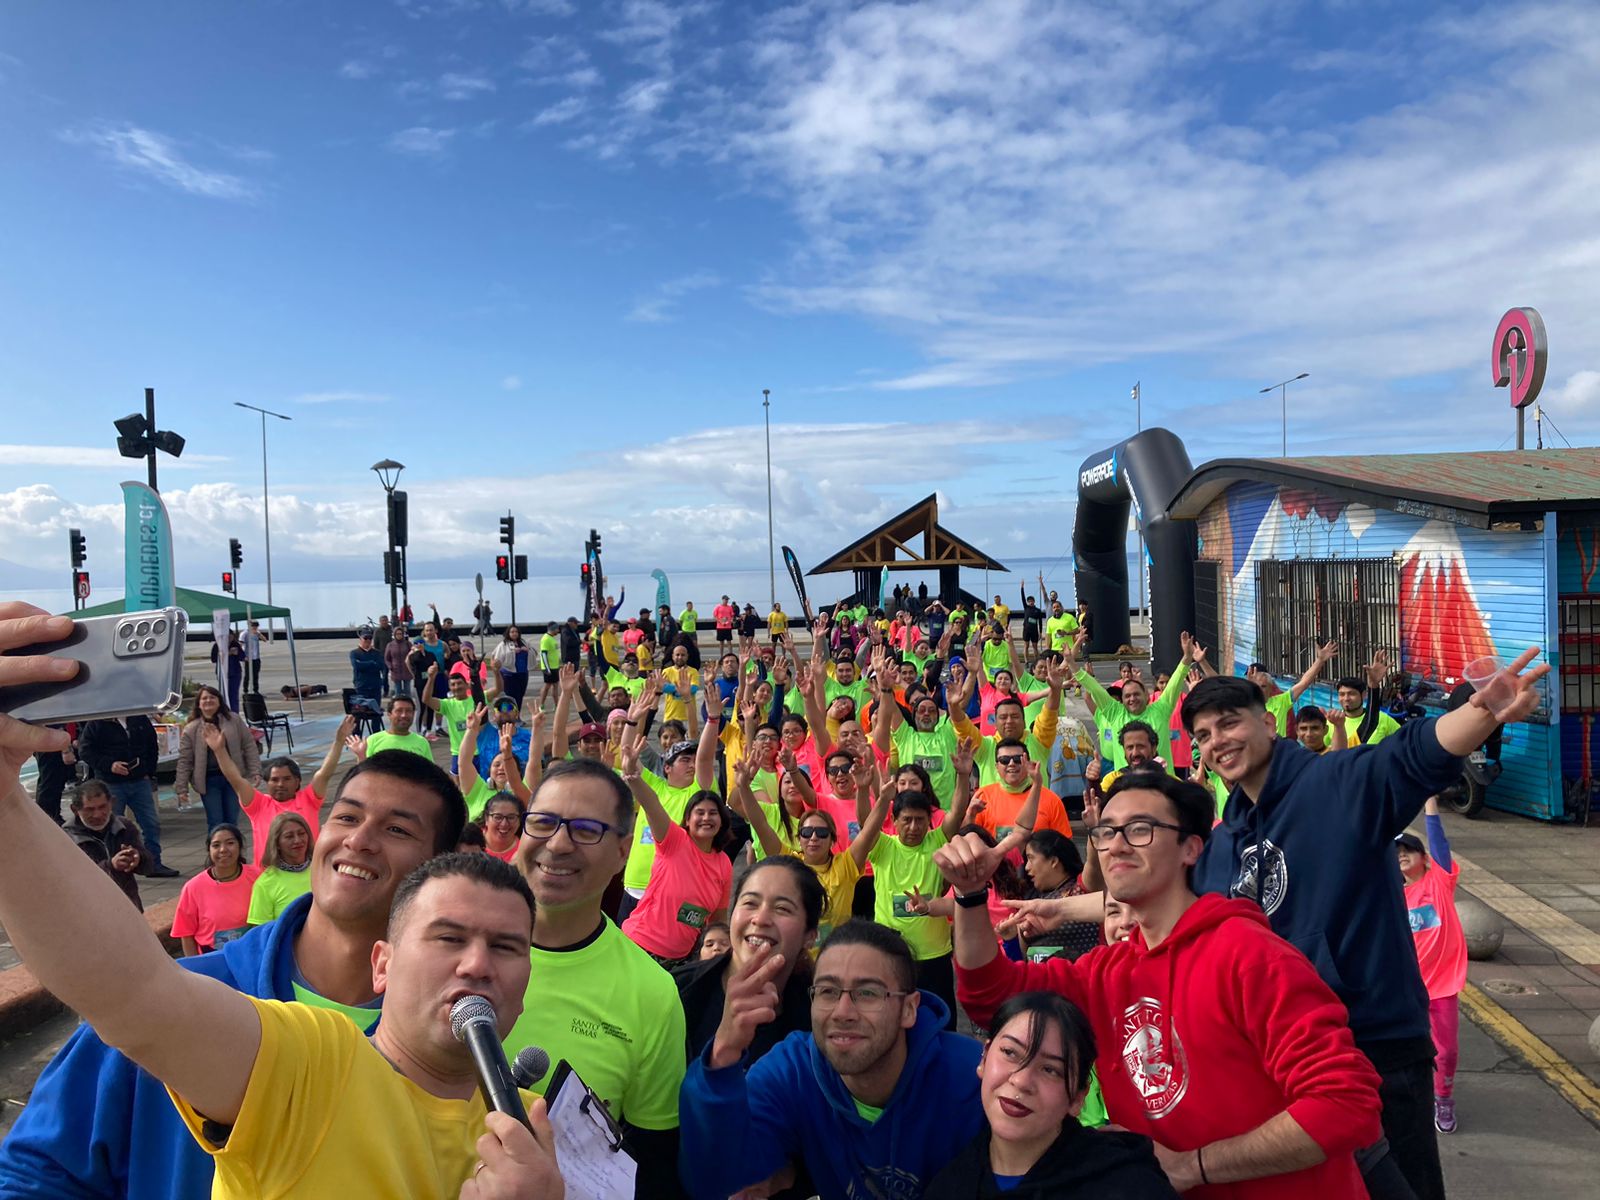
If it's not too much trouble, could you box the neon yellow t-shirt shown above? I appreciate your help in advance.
[991,604,1011,627]
[767,610,788,637]
[365,731,432,759]
[246,866,313,925]
[436,697,475,755]
[538,633,560,672]
[794,848,860,944]
[172,996,528,1198]
[462,777,498,822]
[503,919,685,1129]
[622,770,700,890]
[868,825,952,960]
[661,666,700,724]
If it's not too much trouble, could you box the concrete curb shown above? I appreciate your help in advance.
[1461,981,1600,1130]
[0,900,181,1042]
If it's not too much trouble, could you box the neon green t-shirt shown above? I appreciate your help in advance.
[436,697,476,755]
[462,777,499,822]
[538,633,560,672]
[1265,691,1295,737]
[605,668,647,699]
[365,731,432,759]
[868,825,952,960]
[623,770,700,890]
[503,919,685,1130]
[247,865,313,925]
[751,800,802,862]
[289,980,383,1033]
[1045,612,1079,651]
[679,608,698,633]
[890,719,959,805]
[825,676,869,712]
[980,639,1012,674]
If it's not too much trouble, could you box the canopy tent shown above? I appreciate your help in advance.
[67,586,305,720]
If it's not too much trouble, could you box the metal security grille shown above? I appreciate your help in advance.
[1255,557,1400,686]
[1558,594,1600,714]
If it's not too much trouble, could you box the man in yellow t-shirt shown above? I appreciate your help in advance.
[0,685,561,1200]
[662,643,701,724]
[767,602,789,643]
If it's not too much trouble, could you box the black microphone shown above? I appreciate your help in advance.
[450,995,529,1127]
[511,1044,551,1089]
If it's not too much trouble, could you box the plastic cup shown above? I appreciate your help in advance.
[1464,655,1516,718]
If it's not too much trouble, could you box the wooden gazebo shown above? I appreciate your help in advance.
[809,493,1007,607]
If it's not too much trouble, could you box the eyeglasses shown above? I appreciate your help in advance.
[1086,819,1186,849]
[485,813,521,824]
[809,983,909,1011]
[522,812,619,845]
[796,827,832,840]
[754,733,778,743]
[825,764,853,775]
[995,754,1027,766]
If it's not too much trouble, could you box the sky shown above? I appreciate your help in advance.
[3,0,1600,598]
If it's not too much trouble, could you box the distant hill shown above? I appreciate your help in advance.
[0,557,71,589]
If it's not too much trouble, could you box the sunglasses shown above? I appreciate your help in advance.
[825,764,853,775]
[797,827,832,840]
[996,754,1028,766]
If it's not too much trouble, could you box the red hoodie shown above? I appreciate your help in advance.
[958,893,1381,1199]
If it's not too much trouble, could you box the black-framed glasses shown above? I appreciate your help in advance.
[796,827,832,840]
[522,812,620,845]
[808,983,908,1011]
[1087,819,1186,850]
[995,754,1027,766]
[485,812,521,824]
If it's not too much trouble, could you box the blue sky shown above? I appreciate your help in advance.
[3,0,1599,596]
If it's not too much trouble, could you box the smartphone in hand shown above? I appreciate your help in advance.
[2,608,187,725]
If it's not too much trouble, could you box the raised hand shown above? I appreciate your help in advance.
[1317,639,1339,663]
[951,736,975,779]
[905,884,931,916]
[1469,647,1551,723]
[1365,649,1391,690]
[557,663,579,697]
[345,734,368,761]
[1188,638,1207,665]
[201,723,226,753]
[709,942,788,1070]
[933,830,1007,894]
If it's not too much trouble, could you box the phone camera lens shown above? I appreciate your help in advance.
[118,623,134,639]
[153,619,167,635]
[143,637,157,652]
[135,621,151,636]
[127,639,140,652]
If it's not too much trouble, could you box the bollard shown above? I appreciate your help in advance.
[1457,894,1505,961]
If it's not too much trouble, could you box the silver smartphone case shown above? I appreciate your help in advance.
[2,608,188,725]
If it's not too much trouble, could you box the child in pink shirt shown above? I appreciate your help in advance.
[1397,796,1467,1134]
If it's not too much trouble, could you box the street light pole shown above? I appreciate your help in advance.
[233,403,291,619]
[1260,372,1310,456]
[763,389,775,609]
[372,460,405,625]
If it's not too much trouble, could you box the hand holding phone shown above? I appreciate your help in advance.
[2,607,186,727]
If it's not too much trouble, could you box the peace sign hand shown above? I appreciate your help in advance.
[709,942,787,1070]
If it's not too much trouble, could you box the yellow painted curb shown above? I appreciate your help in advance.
[1460,982,1600,1127]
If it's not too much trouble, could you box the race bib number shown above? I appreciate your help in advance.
[847,822,861,841]
[915,755,944,777]
[1408,903,1441,934]
[677,903,709,930]
[640,825,656,846]
[891,893,914,919]
[1025,944,1062,962]
[997,825,1013,840]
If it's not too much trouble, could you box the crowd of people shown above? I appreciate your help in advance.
[0,585,1540,1199]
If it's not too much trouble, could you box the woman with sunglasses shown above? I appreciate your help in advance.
[926,991,1177,1198]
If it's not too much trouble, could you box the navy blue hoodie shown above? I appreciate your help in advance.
[1192,719,1461,1046]
[0,895,329,1200]
[678,991,983,1200]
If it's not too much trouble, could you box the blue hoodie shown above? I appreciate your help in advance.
[0,894,321,1200]
[678,991,983,1200]
[1192,718,1461,1047]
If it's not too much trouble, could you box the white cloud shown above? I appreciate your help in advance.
[61,123,257,202]
[340,59,377,80]
[1551,370,1600,413]
[527,96,586,126]
[388,126,456,156]
[0,446,228,469]
[501,375,523,391]
[627,270,721,323]
[439,71,496,100]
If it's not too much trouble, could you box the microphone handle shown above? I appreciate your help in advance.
[463,1019,530,1128]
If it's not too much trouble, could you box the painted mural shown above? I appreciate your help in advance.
[1198,482,1503,684]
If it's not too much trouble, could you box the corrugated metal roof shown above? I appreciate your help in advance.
[1168,448,1600,528]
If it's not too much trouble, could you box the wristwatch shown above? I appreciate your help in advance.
[954,887,990,909]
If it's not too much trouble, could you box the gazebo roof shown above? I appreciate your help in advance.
[809,494,1007,575]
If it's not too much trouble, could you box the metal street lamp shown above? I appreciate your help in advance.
[763,389,775,610]
[372,460,406,622]
[234,403,291,621]
[1259,373,1310,456]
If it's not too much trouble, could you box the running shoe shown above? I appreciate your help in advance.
[1433,1096,1456,1134]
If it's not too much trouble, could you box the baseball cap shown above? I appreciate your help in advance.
[493,695,519,712]
[1394,833,1425,854]
[577,722,606,741]
[357,625,374,639]
[664,739,697,765]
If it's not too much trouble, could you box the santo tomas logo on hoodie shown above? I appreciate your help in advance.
[1231,838,1288,915]
[1119,997,1190,1118]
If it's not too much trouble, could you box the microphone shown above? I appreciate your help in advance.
[449,995,529,1127]
[511,1044,550,1089]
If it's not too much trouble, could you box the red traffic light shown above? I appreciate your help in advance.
[495,555,510,582]
[221,571,234,592]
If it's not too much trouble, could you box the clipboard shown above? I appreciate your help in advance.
[543,1059,637,1200]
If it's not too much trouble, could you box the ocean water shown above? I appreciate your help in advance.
[14,552,1135,630]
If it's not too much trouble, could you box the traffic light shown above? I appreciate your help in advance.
[495,554,510,583]
[69,528,87,569]
[499,516,515,546]
[389,491,409,548]
[589,528,601,555]
[221,571,235,593]
[580,561,591,588]
[229,538,243,570]
[73,570,90,601]
[514,554,528,583]
[383,551,404,587]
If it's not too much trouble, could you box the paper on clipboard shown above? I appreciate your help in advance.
[544,1060,637,1200]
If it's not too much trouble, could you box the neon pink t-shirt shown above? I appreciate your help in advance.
[621,824,732,960]
[171,866,262,952]
[1406,861,1467,1000]
[243,784,322,864]
[713,604,736,631]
